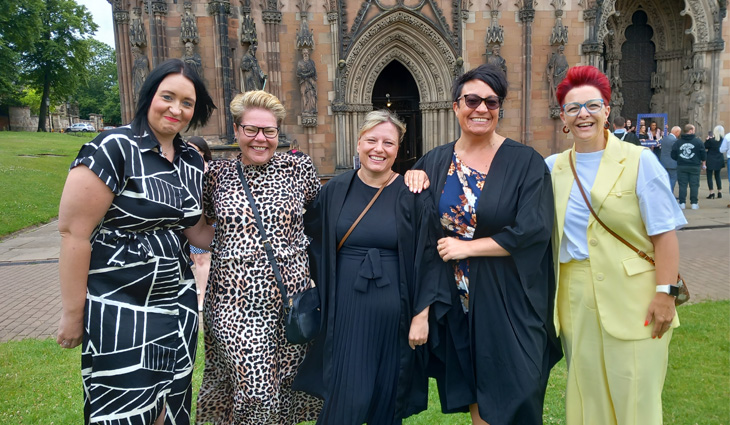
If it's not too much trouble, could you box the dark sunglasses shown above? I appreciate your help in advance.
[456,94,503,110]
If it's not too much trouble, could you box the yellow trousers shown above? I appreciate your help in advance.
[558,260,671,425]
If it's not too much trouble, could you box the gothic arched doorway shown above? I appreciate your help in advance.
[620,10,656,124]
[372,61,422,174]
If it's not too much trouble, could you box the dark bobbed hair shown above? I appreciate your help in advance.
[187,136,212,162]
[451,63,508,103]
[133,59,216,133]
[555,65,611,109]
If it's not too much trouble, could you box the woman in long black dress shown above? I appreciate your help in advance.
[295,110,444,425]
[56,59,215,425]
[410,64,561,424]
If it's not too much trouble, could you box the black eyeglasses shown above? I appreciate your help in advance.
[562,99,604,117]
[237,124,279,139]
[456,94,503,110]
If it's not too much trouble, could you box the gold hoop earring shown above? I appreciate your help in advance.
[562,126,570,134]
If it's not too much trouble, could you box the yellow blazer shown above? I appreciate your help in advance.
[551,131,680,340]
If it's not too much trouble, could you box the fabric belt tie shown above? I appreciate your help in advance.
[354,248,392,292]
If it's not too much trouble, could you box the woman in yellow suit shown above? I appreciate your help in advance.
[545,66,687,425]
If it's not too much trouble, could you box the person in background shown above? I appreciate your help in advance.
[704,125,725,199]
[295,110,441,425]
[548,65,685,425]
[187,136,213,312]
[638,124,649,142]
[626,118,636,134]
[672,124,707,210]
[659,126,681,196]
[196,90,323,424]
[720,130,730,208]
[57,58,216,425]
[410,63,560,425]
[612,116,640,146]
[647,121,663,141]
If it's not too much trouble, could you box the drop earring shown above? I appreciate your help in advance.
[604,122,610,130]
[562,126,570,134]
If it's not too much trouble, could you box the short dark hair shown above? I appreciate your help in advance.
[613,116,626,128]
[133,59,216,134]
[556,65,611,109]
[451,63,508,103]
[187,136,212,162]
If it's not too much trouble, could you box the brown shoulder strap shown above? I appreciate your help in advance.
[568,151,655,266]
[337,171,397,252]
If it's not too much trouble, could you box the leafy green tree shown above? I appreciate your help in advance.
[76,39,119,123]
[20,0,97,131]
[0,0,43,102]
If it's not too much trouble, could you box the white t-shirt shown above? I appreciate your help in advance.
[545,149,687,263]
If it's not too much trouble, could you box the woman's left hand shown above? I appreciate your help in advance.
[437,237,471,261]
[403,170,430,193]
[645,293,676,339]
[408,309,429,349]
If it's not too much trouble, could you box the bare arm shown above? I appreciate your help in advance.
[183,215,214,249]
[436,236,510,262]
[57,166,115,349]
[645,230,679,339]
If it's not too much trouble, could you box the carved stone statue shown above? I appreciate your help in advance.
[688,81,706,135]
[547,44,569,108]
[132,46,150,104]
[240,44,265,92]
[297,48,317,115]
[182,42,203,79]
[610,88,624,122]
[486,44,507,76]
[650,89,664,114]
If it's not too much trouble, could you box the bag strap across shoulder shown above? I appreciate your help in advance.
[236,162,291,309]
[567,151,655,266]
[337,171,397,251]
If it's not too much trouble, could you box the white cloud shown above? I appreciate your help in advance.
[77,0,115,47]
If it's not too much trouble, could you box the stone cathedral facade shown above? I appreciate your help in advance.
[108,0,729,176]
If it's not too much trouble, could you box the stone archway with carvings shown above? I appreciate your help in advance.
[332,10,460,169]
[597,0,725,136]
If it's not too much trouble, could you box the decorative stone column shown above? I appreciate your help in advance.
[262,0,282,99]
[112,3,134,123]
[147,0,168,66]
[209,0,235,142]
[516,0,535,145]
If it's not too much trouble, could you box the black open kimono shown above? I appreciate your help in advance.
[413,139,562,425]
[293,170,449,424]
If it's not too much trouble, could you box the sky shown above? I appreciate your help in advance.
[77,0,115,47]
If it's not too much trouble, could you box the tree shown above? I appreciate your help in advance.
[20,0,97,131]
[0,0,43,102]
[75,39,120,123]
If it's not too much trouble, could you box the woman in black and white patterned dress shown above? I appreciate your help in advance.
[56,59,216,425]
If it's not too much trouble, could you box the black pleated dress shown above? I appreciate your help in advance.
[316,175,402,425]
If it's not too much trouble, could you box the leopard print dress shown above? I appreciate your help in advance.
[196,152,323,424]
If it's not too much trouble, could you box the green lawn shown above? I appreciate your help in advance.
[0,131,95,237]
[1,301,727,424]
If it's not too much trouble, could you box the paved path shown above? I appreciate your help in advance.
[1,192,728,342]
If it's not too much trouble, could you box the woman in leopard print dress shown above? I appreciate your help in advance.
[196,91,322,424]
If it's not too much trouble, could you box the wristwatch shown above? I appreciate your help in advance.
[656,284,679,297]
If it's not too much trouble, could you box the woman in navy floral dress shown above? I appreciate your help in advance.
[411,64,561,425]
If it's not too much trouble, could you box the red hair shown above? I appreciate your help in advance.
[555,65,611,109]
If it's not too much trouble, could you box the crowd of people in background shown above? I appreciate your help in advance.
[56,58,727,425]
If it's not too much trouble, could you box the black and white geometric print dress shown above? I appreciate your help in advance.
[71,125,204,425]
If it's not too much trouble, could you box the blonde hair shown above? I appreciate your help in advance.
[230,90,286,126]
[713,125,725,141]
[357,110,406,142]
